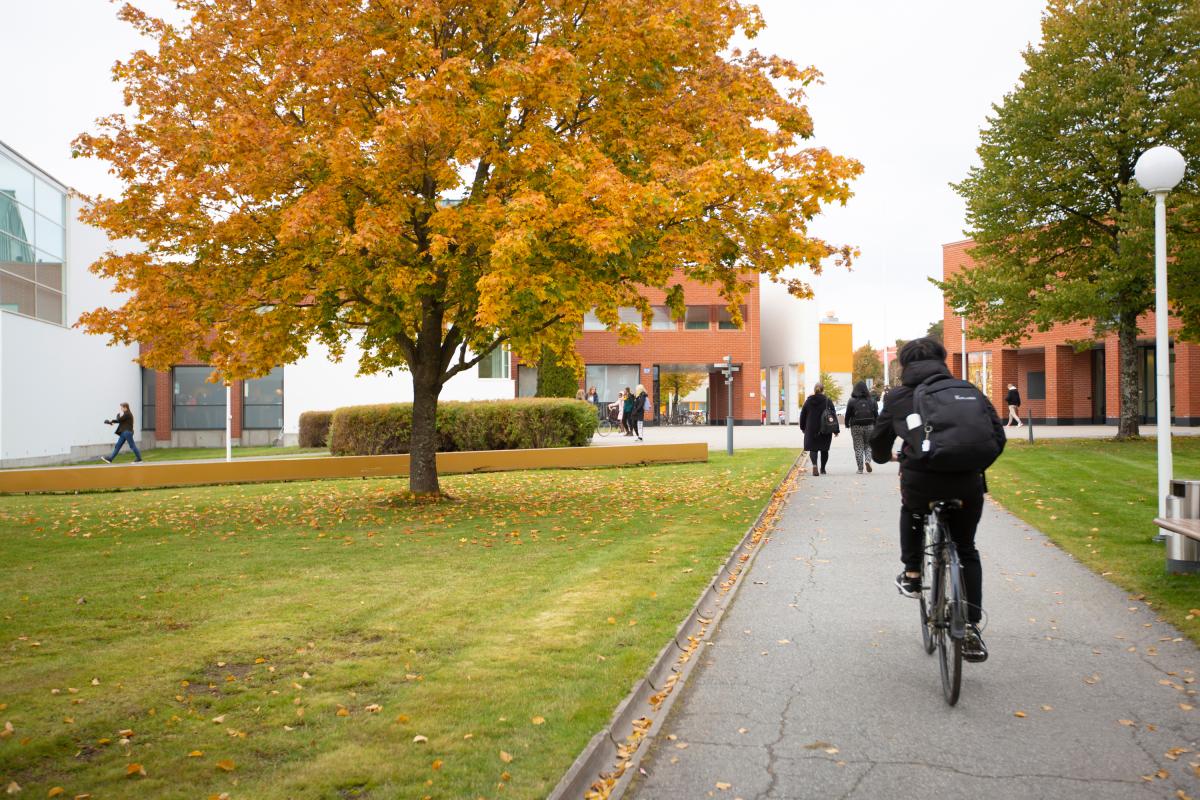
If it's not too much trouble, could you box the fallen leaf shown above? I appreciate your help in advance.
[336,706,350,717]
[715,782,732,791]
[1041,705,1053,712]
[531,716,545,725]
[1014,711,1027,718]
[188,750,204,758]
[211,715,225,724]
[1119,719,1135,727]
[364,704,382,713]
[499,750,513,763]
[1182,704,1195,712]
[431,759,442,770]
[5,783,19,796]
[214,760,235,772]
[48,789,65,798]
[412,735,428,744]
[125,763,146,778]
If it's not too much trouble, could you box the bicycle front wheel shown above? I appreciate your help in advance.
[937,550,965,706]
[596,420,613,437]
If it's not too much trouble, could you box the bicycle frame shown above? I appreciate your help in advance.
[923,500,966,705]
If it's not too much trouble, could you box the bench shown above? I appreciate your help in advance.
[1153,517,1200,542]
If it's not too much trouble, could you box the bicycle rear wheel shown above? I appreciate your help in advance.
[596,419,614,437]
[937,549,965,706]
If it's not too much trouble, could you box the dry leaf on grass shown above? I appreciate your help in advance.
[499,751,513,763]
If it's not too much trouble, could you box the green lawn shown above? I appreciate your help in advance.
[0,449,797,799]
[987,437,1200,642]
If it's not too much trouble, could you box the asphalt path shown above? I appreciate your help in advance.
[628,439,1200,800]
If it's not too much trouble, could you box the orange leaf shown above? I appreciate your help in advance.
[125,763,146,778]
[499,750,513,763]
[214,759,236,772]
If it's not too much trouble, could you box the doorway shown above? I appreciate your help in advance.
[1091,349,1106,424]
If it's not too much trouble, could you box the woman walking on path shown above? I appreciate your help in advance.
[622,387,636,436]
[100,402,143,464]
[1005,384,1023,427]
[632,384,649,441]
[844,381,878,474]
[799,383,839,476]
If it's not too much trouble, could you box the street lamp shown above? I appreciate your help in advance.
[1134,145,1186,518]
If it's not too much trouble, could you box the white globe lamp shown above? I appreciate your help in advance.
[1135,145,1186,521]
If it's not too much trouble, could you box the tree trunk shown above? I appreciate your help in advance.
[1117,311,1141,440]
[409,371,441,495]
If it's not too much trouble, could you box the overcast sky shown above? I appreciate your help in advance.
[4,0,1048,349]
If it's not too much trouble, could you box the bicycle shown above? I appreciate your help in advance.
[595,407,620,437]
[918,499,968,705]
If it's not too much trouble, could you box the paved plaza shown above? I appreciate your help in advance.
[628,437,1200,800]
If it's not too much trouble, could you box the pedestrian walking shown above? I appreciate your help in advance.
[799,383,839,476]
[100,402,143,464]
[1005,384,1023,427]
[622,387,636,436]
[633,383,649,441]
[844,381,878,474]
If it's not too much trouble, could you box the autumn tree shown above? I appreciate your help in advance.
[851,343,882,387]
[77,0,860,493]
[660,371,706,415]
[925,320,943,344]
[939,0,1200,439]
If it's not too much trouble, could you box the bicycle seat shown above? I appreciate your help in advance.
[929,499,964,512]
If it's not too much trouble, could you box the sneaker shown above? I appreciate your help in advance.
[133,459,144,464]
[895,572,921,598]
[856,468,863,474]
[964,624,989,663]
[865,462,872,473]
[100,456,112,464]
[820,468,827,475]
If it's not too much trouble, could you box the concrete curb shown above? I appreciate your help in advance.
[547,455,803,800]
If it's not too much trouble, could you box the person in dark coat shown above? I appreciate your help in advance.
[799,383,838,477]
[1005,384,1022,427]
[843,381,878,474]
[870,338,1006,663]
[101,402,143,464]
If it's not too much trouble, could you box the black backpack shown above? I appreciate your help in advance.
[818,399,839,435]
[850,396,875,423]
[903,375,1002,472]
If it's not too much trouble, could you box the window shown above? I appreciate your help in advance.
[582,310,605,331]
[173,366,227,429]
[141,368,157,431]
[585,364,641,404]
[617,306,642,329]
[478,346,511,379]
[650,306,675,330]
[1027,371,1046,401]
[684,306,710,330]
[0,150,67,325]
[244,367,284,429]
[717,305,748,330]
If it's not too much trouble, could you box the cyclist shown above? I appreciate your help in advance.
[869,337,1006,662]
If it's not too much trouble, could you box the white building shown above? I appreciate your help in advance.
[759,278,820,424]
[1,141,141,467]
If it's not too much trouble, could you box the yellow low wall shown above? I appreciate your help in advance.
[0,443,708,495]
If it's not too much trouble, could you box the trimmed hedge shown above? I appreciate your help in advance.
[328,399,599,456]
[298,411,334,448]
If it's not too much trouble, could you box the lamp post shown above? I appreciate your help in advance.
[225,383,233,463]
[1134,145,1186,518]
[960,314,968,380]
[714,356,740,455]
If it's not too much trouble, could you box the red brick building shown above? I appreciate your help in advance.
[943,239,1200,426]
[570,272,762,424]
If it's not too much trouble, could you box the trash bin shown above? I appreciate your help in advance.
[1164,479,1200,575]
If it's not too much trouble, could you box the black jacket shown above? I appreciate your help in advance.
[1006,388,1021,407]
[870,359,1006,478]
[844,382,878,427]
[108,410,134,434]
[800,393,837,451]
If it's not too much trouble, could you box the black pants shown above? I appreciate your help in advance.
[900,473,985,624]
[809,449,829,471]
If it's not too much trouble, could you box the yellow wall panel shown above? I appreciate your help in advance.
[819,323,853,373]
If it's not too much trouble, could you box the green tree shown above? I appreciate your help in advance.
[75,0,862,494]
[660,372,707,414]
[925,320,944,343]
[536,347,579,397]
[818,371,843,405]
[852,343,883,387]
[939,0,1200,439]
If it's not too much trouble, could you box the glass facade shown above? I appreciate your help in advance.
[585,364,640,404]
[173,366,226,429]
[478,346,510,379]
[0,149,65,324]
[141,368,157,431]
[244,367,284,429]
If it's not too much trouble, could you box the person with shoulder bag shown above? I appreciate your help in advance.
[869,338,1006,663]
[633,383,649,441]
[799,383,839,476]
[844,381,878,474]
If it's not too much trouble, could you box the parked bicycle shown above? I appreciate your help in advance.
[918,499,970,705]
[596,407,620,437]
